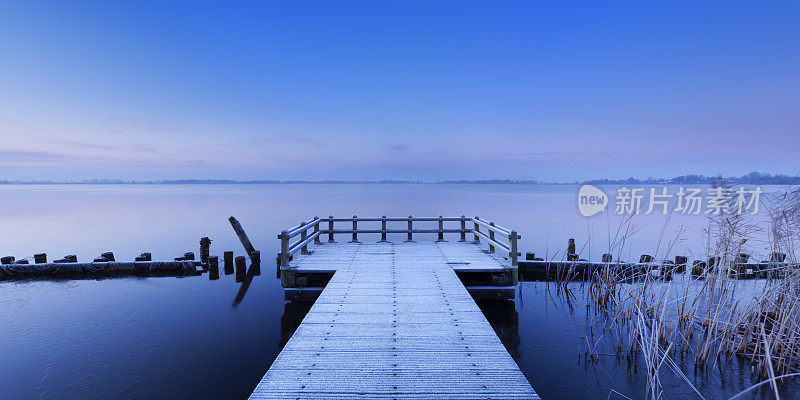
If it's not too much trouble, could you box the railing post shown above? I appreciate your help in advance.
[380,214,388,242]
[300,221,309,254]
[509,230,519,265]
[437,215,445,242]
[473,217,480,243]
[459,215,466,242]
[280,230,289,268]
[509,230,519,284]
[313,216,321,244]
[406,215,414,242]
[350,214,359,243]
[488,222,496,253]
[328,215,335,243]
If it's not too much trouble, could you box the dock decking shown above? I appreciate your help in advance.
[250,241,538,399]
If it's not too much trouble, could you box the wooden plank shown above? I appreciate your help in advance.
[250,241,537,400]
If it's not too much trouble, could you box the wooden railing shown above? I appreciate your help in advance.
[278,215,520,269]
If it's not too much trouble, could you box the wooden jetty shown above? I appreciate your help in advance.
[250,215,538,400]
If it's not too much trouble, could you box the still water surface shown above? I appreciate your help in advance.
[0,184,795,399]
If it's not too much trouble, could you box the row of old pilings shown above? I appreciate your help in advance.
[201,236,261,282]
[519,238,793,281]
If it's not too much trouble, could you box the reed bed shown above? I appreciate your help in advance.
[568,185,800,399]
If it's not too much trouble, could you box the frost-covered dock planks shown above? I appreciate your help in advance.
[249,241,538,400]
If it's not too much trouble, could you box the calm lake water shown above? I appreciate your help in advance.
[0,183,795,399]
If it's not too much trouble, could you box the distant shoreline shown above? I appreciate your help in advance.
[1,173,798,186]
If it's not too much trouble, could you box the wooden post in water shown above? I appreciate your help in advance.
[200,237,211,263]
[101,252,114,262]
[250,251,261,276]
[327,215,335,243]
[235,256,246,282]
[459,215,467,242]
[567,239,577,261]
[406,215,414,242]
[208,256,219,280]
[437,215,445,242]
[229,216,257,257]
[602,254,613,263]
[224,251,234,275]
[135,252,152,262]
[34,253,47,263]
[1,256,15,265]
[379,215,388,242]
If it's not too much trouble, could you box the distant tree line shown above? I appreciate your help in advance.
[583,172,799,185]
[1,172,797,185]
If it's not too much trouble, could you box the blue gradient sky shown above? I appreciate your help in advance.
[1,1,799,181]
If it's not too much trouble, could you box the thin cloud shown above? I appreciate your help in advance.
[134,144,158,153]
[385,144,411,152]
[55,140,119,150]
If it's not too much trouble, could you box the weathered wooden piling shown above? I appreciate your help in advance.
[224,251,234,275]
[639,254,653,263]
[208,256,219,280]
[100,252,114,262]
[135,252,152,262]
[229,216,257,257]
[200,237,211,263]
[1,256,14,265]
[602,253,613,262]
[34,253,47,263]
[235,256,246,282]
[771,252,787,262]
[250,251,261,276]
[567,238,578,261]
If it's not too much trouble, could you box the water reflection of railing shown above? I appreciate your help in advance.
[278,215,521,268]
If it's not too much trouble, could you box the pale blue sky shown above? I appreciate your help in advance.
[1,1,799,181]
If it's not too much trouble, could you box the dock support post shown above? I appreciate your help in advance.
[34,253,47,263]
[280,230,289,268]
[459,215,466,242]
[405,215,414,242]
[327,215,335,243]
[488,222,496,252]
[379,215,388,242]
[313,217,321,244]
[473,217,480,243]
[436,215,445,242]
[300,221,309,254]
[350,215,360,243]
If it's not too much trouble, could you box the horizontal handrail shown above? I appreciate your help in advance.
[473,216,513,236]
[286,217,322,238]
[322,229,472,234]
[472,229,511,252]
[323,217,466,222]
[288,230,322,256]
[278,215,519,268]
